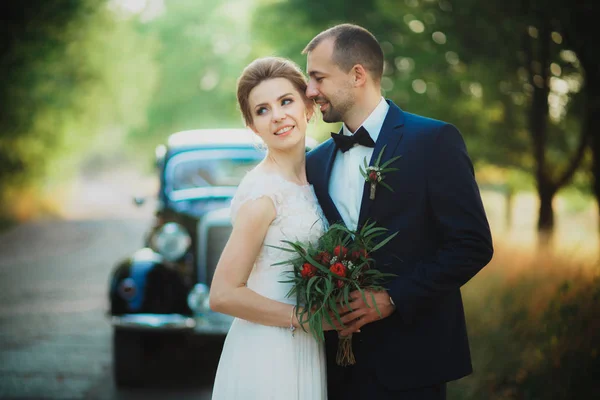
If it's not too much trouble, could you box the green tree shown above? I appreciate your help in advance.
[433,0,588,245]
[127,0,256,149]
[0,0,157,217]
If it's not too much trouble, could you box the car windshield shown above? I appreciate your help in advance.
[166,148,263,192]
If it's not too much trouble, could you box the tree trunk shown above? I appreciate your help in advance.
[537,186,556,247]
[525,21,554,245]
[504,186,514,232]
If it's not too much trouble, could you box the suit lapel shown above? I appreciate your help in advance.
[318,139,344,225]
[357,101,406,228]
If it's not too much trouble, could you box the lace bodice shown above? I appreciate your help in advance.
[230,167,328,303]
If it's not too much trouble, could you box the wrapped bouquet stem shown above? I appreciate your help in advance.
[336,332,355,366]
[272,220,397,366]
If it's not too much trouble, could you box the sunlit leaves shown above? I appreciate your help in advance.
[130,0,255,142]
[0,0,158,217]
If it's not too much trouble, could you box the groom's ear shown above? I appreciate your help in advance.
[351,64,368,87]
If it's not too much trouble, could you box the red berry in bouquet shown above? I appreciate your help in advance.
[351,248,368,261]
[315,251,332,266]
[333,245,348,258]
[300,262,317,278]
[329,262,347,278]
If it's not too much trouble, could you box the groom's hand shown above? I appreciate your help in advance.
[337,290,396,336]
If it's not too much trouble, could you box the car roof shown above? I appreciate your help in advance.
[167,129,262,149]
[165,128,319,151]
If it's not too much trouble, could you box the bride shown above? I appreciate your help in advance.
[209,57,331,399]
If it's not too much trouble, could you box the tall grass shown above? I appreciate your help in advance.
[449,243,600,399]
[0,185,66,225]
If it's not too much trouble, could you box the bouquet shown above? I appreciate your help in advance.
[272,220,397,366]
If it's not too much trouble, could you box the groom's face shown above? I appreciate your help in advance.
[306,38,355,124]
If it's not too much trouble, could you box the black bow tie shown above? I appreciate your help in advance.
[331,126,375,153]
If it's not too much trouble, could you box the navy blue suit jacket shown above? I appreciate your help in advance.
[306,100,493,392]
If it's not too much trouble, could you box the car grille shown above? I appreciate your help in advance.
[205,225,231,284]
[197,208,232,286]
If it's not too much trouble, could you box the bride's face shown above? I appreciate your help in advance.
[248,77,313,152]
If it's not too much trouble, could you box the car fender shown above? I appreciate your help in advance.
[109,248,191,315]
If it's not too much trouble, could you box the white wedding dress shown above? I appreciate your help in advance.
[211,167,328,400]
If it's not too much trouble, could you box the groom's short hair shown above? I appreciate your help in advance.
[302,24,383,82]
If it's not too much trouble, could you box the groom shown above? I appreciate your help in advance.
[304,24,493,400]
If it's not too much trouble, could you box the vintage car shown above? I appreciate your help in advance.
[108,128,317,386]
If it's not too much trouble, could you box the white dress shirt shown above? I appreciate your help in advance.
[329,98,390,231]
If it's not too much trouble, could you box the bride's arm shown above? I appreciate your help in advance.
[209,196,300,328]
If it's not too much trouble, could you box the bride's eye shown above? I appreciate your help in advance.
[256,107,268,115]
[281,98,293,106]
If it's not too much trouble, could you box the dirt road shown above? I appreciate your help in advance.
[0,167,220,399]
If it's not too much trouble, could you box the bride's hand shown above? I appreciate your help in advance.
[298,307,342,332]
[322,315,339,331]
[293,306,318,332]
[297,307,361,333]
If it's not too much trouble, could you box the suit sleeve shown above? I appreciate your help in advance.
[387,123,493,324]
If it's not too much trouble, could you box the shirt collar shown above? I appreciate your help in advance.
[342,97,389,143]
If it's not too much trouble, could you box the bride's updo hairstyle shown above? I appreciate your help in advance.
[237,57,311,127]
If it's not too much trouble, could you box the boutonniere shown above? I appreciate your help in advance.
[360,145,401,200]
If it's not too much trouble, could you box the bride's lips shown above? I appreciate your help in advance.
[273,125,295,137]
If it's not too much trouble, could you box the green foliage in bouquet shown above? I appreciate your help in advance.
[271,220,397,342]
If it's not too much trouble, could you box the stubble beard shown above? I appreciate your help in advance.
[322,91,354,124]
[322,107,343,123]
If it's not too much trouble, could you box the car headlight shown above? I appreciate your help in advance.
[151,222,191,261]
[187,283,210,315]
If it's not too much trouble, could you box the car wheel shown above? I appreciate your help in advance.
[113,329,146,388]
